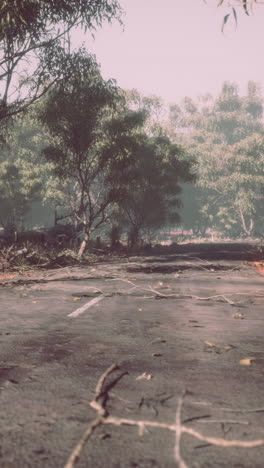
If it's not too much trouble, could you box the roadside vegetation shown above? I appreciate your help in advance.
[0,0,263,268]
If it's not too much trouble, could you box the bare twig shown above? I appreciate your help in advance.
[221,407,264,414]
[174,390,188,468]
[64,416,103,468]
[64,363,120,468]
[181,426,264,448]
[198,419,250,425]
[64,364,264,468]
[109,278,241,305]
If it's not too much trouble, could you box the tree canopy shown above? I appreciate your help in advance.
[0,0,121,124]
[38,53,146,254]
[169,81,264,237]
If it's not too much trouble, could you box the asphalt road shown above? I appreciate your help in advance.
[0,257,264,468]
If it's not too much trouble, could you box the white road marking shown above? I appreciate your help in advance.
[68,296,104,318]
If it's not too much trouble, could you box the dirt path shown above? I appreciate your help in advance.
[0,257,263,467]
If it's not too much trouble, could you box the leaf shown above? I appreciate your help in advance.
[0,274,17,280]
[136,372,153,381]
[204,341,234,351]
[240,357,255,365]
[217,0,225,6]
[243,0,250,15]
[232,7,237,28]
[233,313,244,319]
[221,13,230,32]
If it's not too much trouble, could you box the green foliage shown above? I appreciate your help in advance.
[171,81,264,237]
[119,135,195,244]
[39,56,154,253]
[122,89,167,137]
[204,0,258,30]
[0,107,51,228]
[0,0,121,125]
[0,0,121,43]
[38,58,195,251]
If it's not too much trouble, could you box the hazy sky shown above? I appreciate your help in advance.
[82,0,264,104]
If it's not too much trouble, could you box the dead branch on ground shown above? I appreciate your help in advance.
[64,364,264,468]
[109,278,241,306]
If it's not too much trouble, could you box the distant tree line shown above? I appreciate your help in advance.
[168,81,264,238]
[1,78,263,252]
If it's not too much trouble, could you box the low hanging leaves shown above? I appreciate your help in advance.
[232,7,237,27]
[243,0,250,15]
[221,13,230,32]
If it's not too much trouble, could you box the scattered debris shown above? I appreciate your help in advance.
[136,372,153,381]
[204,341,235,352]
[0,273,18,280]
[233,313,244,319]
[149,338,167,345]
[240,357,256,366]
[64,364,264,468]
[98,433,111,440]
[0,244,127,273]
[253,262,264,276]
[111,278,242,306]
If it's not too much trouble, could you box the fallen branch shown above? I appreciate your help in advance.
[221,407,264,414]
[147,285,239,305]
[64,416,103,468]
[175,390,188,468]
[109,278,241,305]
[64,364,264,468]
[198,419,250,425]
[185,262,214,271]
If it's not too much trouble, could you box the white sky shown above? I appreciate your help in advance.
[80,0,264,104]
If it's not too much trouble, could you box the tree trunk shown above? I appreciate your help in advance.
[129,225,140,248]
[77,231,89,258]
[239,208,254,236]
[54,208,58,226]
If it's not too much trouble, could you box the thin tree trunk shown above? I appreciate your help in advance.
[54,208,58,226]
[78,231,89,258]
[249,217,254,235]
[239,208,254,236]
[239,208,249,235]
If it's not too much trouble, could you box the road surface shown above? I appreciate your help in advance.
[0,256,264,468]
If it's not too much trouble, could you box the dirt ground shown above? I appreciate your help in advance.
[0,246,264,468]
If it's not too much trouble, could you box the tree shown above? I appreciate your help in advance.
[118,135,195,246]
[0,106,51,229]
[39,52,148,256]
[123,89,167,137]
[169,81,264,237]
[222,134,264,235]
[0,0,121,125]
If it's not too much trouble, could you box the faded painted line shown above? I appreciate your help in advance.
[68,296,104,318]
